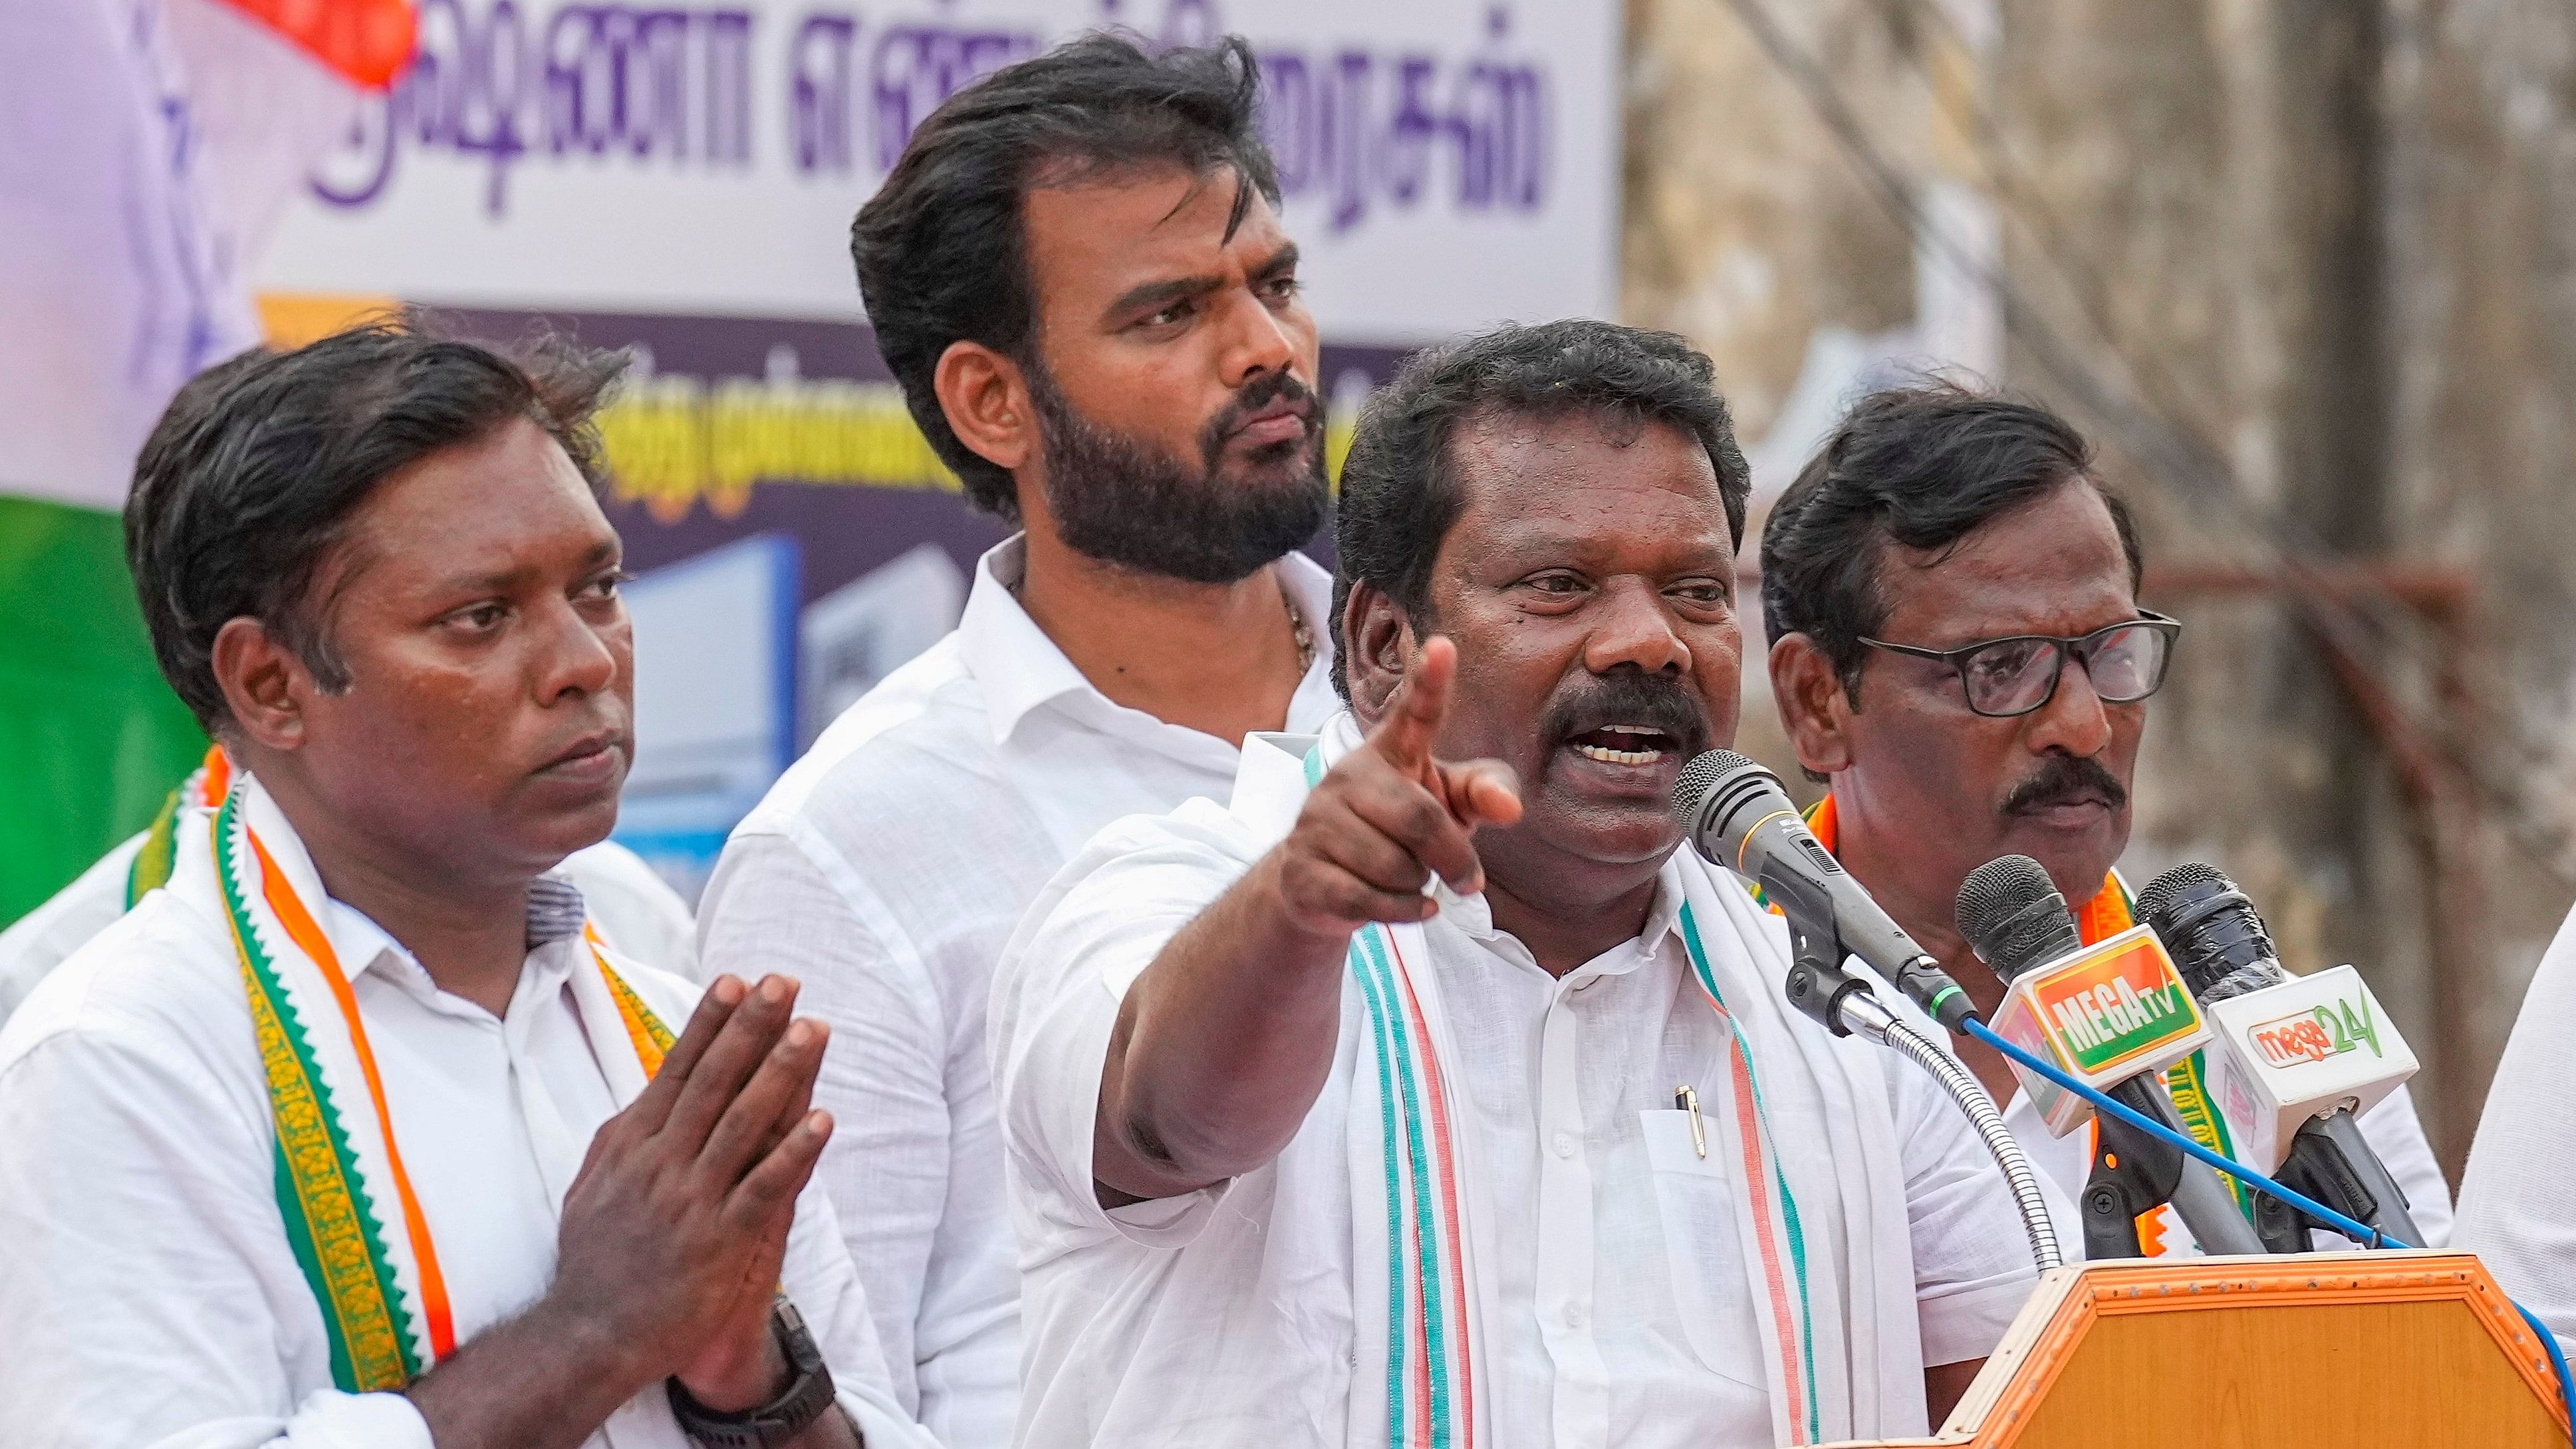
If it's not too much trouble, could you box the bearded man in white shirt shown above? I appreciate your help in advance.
[696,35,1341,1447]
[1758,383,2450,1253]
[0,320,936,1449]
[993,320,2041,1449]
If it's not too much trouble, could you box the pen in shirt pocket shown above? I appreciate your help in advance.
[1674,1084,1706,1158]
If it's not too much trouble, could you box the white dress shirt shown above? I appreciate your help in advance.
[2458,903,2576,1338]
[698,535,1341,1448]
[991,735,2037,1449]
[0,827,702,1022]
[0,800,932,1449]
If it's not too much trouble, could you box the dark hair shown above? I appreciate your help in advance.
[850,32,1281,521]
[1759,382,2142,702]
[125,315,628,733]
[1331,319,1753,700]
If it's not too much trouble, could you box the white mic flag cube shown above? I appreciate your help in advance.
[2204,964,2417,1173]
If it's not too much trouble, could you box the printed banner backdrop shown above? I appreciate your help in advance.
[251,0,1622,897]
[0,0,385,926]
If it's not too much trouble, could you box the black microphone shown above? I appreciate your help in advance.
[1956,855,2273,1259]
[2138,863,2427,1248]
[1672,751,1979,1031]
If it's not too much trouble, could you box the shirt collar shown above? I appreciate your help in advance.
[954,533,1342,747]
[1434,831,1690,984]
[233,776,590,993]
[956,535,1091,745]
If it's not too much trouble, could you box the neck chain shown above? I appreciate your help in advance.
[1283,573,1317,676]
[1011,559,1315,675]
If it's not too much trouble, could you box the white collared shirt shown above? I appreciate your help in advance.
[0,786,933,1449]
[2458,904,2576,1335]
[697,535,1341,1448]
[992,735,2036,1449]
[0,827,704,1023]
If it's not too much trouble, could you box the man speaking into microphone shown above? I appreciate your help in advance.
[992,322,2037,1448]
[1758,382,2450,1250]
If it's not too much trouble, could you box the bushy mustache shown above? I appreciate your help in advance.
[2002,751,2128,815]
[1539,666,1714,754]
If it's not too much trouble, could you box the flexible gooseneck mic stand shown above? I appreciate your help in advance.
[1758,865,2063,1273]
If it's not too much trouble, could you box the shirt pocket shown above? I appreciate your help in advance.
[1640,1108,1767,1390]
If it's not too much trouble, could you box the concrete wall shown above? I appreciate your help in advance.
[1626,0,2576,1171]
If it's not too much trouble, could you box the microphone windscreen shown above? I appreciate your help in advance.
[2138,860,2285,999]
[1955,854,2080,981]
[2136,860,2230,929]
[1672,749,1757,819]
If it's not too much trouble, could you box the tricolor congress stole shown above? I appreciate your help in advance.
[1676,900,1825,1444]
[127,743,231,906]
[213,789,674,1391]
[1311,750,1826,1446]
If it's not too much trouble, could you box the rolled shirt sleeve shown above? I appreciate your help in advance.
[990,803,1262,1253]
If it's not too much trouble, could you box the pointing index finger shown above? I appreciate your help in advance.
[1369,635,1456,773]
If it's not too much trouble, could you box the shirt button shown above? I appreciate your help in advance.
[1565,1305,1588,1330]
[1553,1132,1575,1158]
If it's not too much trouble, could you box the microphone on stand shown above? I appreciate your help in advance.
[1955,855,2273,1259]
[1672,750,1980,1032]
[1670,751,2065,1271]
[2136,862,2426,1248]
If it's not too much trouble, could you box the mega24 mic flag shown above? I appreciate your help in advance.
[0,0,411,922]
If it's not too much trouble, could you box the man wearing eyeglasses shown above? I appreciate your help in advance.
[1759,383,2450,1253]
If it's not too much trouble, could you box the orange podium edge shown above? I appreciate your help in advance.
[1825,1251,2569,1448]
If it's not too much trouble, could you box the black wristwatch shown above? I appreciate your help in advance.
[667,1297,840,1448]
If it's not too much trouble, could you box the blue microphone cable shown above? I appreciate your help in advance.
[1962,1017,2575,1434]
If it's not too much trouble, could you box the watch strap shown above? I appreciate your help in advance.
[666,1298,838,1448]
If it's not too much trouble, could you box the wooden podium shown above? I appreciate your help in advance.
[1827,1252,2569,1448]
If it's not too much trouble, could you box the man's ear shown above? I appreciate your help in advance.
[932,340,1037,475]
[209,616,313,755]
[1341,580,1417,724]
[1769,632,1857,778]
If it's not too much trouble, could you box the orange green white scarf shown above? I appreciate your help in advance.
[126,743,232,907]
[209,781,674,1391]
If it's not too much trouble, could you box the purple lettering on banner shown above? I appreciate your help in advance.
[789,12,858,174]
[1330,49,1372,231]
[868,21,1039,174]
[1261,49,1317,194]
[1255,13,1553,236]
[1384,55,1436,206]
[311,0,757,215]
[305,1,1557,231]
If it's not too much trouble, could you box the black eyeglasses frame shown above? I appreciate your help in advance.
[1856,609,2182,719]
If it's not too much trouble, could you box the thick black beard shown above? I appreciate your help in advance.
[1026,363,1331,585]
